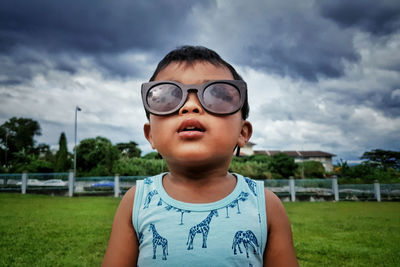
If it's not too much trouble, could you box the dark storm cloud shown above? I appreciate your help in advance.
[200,0,399,82]
[0,0,214,79]
[0,0,208,53]
[318,0,400,36]
[0,47,79,85]
[205,1,361,82]
[245,34,359,82]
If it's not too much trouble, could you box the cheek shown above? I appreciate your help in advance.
[212,117,243,143]
[150,120,173,146]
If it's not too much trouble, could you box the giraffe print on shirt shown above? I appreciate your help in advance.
[186,210,218,250]
[148,223,168,260]
[143,190,158,209]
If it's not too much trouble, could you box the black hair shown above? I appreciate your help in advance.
[148,45,249,120]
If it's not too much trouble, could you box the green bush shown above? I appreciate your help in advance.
[342,162,399,182]
[113,157,168,176]
[229,160,269,179]
[296,161,325,178]
[85,165,111,177]
[270,153,298,178]
[15,158,54,173]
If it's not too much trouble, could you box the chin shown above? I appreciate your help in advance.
[176,153,212,162]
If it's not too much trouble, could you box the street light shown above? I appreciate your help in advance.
[74,106,81,181]
[4,129,8,168]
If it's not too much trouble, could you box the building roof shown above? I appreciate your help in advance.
[244,142,256,146]
[254,150,336,157]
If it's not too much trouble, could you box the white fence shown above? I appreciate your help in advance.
[1,173,399,201]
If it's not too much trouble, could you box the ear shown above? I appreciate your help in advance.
[237,120,253,148]
[143,122,156,149]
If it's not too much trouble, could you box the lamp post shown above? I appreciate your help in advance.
[4,129,8,168]
[74,106,81,181]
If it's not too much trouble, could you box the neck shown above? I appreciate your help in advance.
[161,158,237,203]
[166,157,231,185]
[166,155,231,182]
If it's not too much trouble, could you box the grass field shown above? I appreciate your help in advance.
[285,202,400,266]
[0,193,399,266]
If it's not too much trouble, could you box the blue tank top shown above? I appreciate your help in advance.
[132,173,267,267]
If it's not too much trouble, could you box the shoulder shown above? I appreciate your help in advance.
[124,185,136,202]
[102,185,139,266]
[264,188,286,229]
[116,185,136,222]
[264,188,283,210]
[263,188,298,266]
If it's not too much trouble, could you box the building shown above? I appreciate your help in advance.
[240,142,257,156]
[240,143,336,172]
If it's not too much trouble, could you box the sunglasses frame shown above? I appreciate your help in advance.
[141,80,247,116]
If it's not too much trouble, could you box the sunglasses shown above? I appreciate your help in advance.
[141,80,247,116]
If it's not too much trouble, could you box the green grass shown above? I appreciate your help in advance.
[285,202,400,266]
[0,194,399,266]
[0,193,119,266]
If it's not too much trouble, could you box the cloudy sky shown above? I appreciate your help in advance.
[1,0,399,163]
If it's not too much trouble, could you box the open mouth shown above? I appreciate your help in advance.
[178,119,206,133]
[180,126,205,132]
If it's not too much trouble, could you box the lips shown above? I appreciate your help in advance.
[178,118,205,132]
[178,118,206,138]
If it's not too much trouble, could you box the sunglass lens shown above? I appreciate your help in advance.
[203,83,241,114]
[147,84,182,113]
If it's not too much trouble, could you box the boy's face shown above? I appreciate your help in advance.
[143,61,252,166]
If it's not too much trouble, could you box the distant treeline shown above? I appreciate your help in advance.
[1,117,399,183]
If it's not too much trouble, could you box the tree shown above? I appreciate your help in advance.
[335,158,350,177]
[142,152,162,159]
[76,136,119,176]
[116,141,141,158]
[165,205,191,225]
[54,132,71,172]
[35,143,53,161]
[225,191,249,217]
[0,117,41,170]
[247,154,272,163]
[270,152,298,178]
[334,157,400,183]
[23,157,54,173]
[361,149,400,170]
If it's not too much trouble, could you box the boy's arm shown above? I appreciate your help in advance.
[263,189,299,267]
[102,186,138,267]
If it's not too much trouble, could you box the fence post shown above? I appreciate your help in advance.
[114,174,120,198]
[289,178,295,202]
[332,177,339,201]
[21,172,27,194]
[68,171,74,197]
[374,180,381,202]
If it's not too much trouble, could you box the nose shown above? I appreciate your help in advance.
[179,92,204,115]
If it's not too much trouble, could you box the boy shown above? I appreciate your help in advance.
[102,46,298,266]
